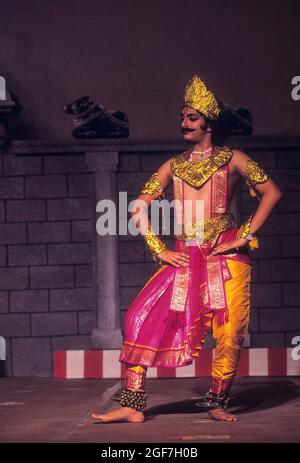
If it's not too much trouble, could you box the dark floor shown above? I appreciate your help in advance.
[0,376,299,443]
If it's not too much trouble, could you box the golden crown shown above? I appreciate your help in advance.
[183,75,221,120]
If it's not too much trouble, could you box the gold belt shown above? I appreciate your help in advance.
[175,212,237,243]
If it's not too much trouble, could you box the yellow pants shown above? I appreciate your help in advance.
[210,258,251,395]
[124,258,251,399]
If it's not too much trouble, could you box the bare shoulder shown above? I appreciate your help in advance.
[230,149,253,175]
[158,157,174,171]
[231,149,277,195]
[158,153,181,172]
[155,157,175,183]
[231,149,252,163]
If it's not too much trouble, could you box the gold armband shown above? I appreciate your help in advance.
[244,160,269,198]
[140,172,165,199]
[145,229,167,262]
[237,213,259,250]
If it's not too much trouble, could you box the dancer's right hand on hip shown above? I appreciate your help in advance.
[157,249,189,267]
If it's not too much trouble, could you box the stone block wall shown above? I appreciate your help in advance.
[0,151,95,376]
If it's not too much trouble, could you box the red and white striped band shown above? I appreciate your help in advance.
[54,348,300,379]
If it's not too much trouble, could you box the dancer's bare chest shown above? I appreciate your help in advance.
[172,160,239,220]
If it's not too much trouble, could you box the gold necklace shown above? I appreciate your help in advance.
[189,148,212,161]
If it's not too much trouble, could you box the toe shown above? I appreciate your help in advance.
[91,413,103,421]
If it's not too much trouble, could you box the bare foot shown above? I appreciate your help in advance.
[209,408,238,422]
[91,406,145,423]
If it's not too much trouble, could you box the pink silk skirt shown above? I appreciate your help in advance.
[119,227,251,368]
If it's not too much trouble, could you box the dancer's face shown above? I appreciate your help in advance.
[180,106,209,143]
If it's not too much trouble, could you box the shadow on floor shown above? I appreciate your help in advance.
[144,378,300,419]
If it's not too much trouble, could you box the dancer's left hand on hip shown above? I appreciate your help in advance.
[211,238,248,255]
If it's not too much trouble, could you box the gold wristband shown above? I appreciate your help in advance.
[237,213,259,250]
[145,229,167,261]
[237,214,253,239]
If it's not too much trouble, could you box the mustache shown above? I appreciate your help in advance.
[182,128,195,133]
[182,125,210,133]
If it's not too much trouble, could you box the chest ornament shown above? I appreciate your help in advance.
[170,146,233,188]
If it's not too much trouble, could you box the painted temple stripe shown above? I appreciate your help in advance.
[84,350,103,378]
[176,362,195,378]
[157,367,176,378]
[236,349,249,376]
[120,361,127,378]
[53,349,299,378]
[53,351,66,378]
[287,348,300,376]
[103,350,122,378]
[195,349,213,376]
[147,367,158,378]
[67,350,84,379]
[249,349,268,376]
[268,348,287,376]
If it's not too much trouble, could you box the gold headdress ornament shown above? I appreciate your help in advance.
[183,75,221,120]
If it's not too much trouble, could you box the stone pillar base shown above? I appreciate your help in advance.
[91,328,123,349]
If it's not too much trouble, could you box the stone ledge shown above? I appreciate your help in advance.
[2,136,300,155]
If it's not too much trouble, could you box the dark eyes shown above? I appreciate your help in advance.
[180,115,199,121]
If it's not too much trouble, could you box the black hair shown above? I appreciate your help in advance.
[199,101,253,146]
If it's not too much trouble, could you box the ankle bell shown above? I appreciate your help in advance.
[196,391,230,410]
[118,389,148,411]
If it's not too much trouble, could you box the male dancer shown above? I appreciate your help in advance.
[92,75,282,423]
